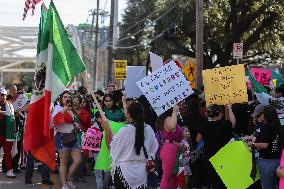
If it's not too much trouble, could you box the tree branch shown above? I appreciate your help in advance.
[244,12,278,50]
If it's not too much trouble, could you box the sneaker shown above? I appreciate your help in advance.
[66,180,77,189]
[62,184,70,189]
[6,170,16,178]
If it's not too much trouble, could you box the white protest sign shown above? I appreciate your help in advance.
[125,66,146,98]
[12,94,29,111]
[150,52,163,71]
[137,61,194,116]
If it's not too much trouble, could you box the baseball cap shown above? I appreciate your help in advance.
[0,88,7,95]
[251,104,265,118]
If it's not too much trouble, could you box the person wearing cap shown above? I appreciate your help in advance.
[0,88,16,178]
[247,105,281,189]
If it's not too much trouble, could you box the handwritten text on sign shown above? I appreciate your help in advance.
[82,128,102,151]
[202,64,248,106]
[251,68,272,86]
[137,61,194,116]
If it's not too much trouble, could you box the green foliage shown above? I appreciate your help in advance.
[116,0,284,68]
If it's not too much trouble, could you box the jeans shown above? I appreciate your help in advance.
[95,170,111,189]
[25,152,51,182]
[256,159,279,189]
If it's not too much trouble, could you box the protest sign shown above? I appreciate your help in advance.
[150,52,163,71]
[280,150,284,188]
[114,60,127,80]
[210,141,256,189]
[125,66,146,98]
[202,64,248,106]
[82,128,102,151]
[95,121,126,170]
[137,61,194,116]
[251,68,272,86]
[12,94,29,111]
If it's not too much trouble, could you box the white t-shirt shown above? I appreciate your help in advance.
[110,124,158,188]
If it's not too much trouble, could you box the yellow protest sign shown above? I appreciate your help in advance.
[182,60,196,88]
[114,60,127,80]
[202,64,248,106]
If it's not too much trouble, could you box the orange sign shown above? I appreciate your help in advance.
[182,60,196,88]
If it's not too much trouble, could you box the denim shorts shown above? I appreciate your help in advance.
[55,132,80,151]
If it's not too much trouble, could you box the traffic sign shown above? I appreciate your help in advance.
[182,60,196,88]
[114,60,127,80]
[233,43,243,59]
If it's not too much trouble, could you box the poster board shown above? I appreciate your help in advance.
[12,94,29,111]
[137,61,194,116]
[202,64,248,106]
[82,128,102,151]
[125,66,146,98]
[251,68,272,86]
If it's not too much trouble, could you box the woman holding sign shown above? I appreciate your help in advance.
[155,105,183,189]
[101,101,158,189]
[196,104,236,189]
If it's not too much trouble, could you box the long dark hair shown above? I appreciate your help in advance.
[59,91,71,107]
[263,105,281,131]
[102,94,117,110]
[127,101,145,155]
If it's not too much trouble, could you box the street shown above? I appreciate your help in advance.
[0,151,96,189]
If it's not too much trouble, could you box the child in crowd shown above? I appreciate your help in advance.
[178,126,192,189]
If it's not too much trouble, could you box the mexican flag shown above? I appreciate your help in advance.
[247,66,271,105]
[24,2,86,170]
[272,68,284,88]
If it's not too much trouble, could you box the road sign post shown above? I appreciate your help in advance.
[233,43,243,64]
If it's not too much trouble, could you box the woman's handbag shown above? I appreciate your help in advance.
[61,132,77,146]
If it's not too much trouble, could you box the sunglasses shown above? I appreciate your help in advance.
[63,96,71,98]
[104,100,113,102]
[0,94,5,96]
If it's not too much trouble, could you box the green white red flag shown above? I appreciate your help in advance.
[24,2,86,170]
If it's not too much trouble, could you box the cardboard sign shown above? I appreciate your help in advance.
[12,94,29,111]
[114,60,127,80]
[137,61,194,116]
[182,60,196,88]
[150,52,163,71]
[210,141,256,189]
[125,66,146,98]
[82,128,102,151]
[251,68,272,86]
[95,121,126,170]
[202,64,248,106]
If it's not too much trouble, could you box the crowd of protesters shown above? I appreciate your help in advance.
[0,81,284,189]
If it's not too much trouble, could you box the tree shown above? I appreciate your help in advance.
[117,0,284,69]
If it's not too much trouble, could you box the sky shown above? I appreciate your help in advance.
[0,0,127,27]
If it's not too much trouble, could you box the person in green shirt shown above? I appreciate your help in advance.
[102,94,126,122]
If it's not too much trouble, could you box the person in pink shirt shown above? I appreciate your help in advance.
[156,105,183,189]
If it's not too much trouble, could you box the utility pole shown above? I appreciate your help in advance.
[94,0,100,91]
[196,0,204,89]
[107,0,115,85]
[89,2,108,90]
